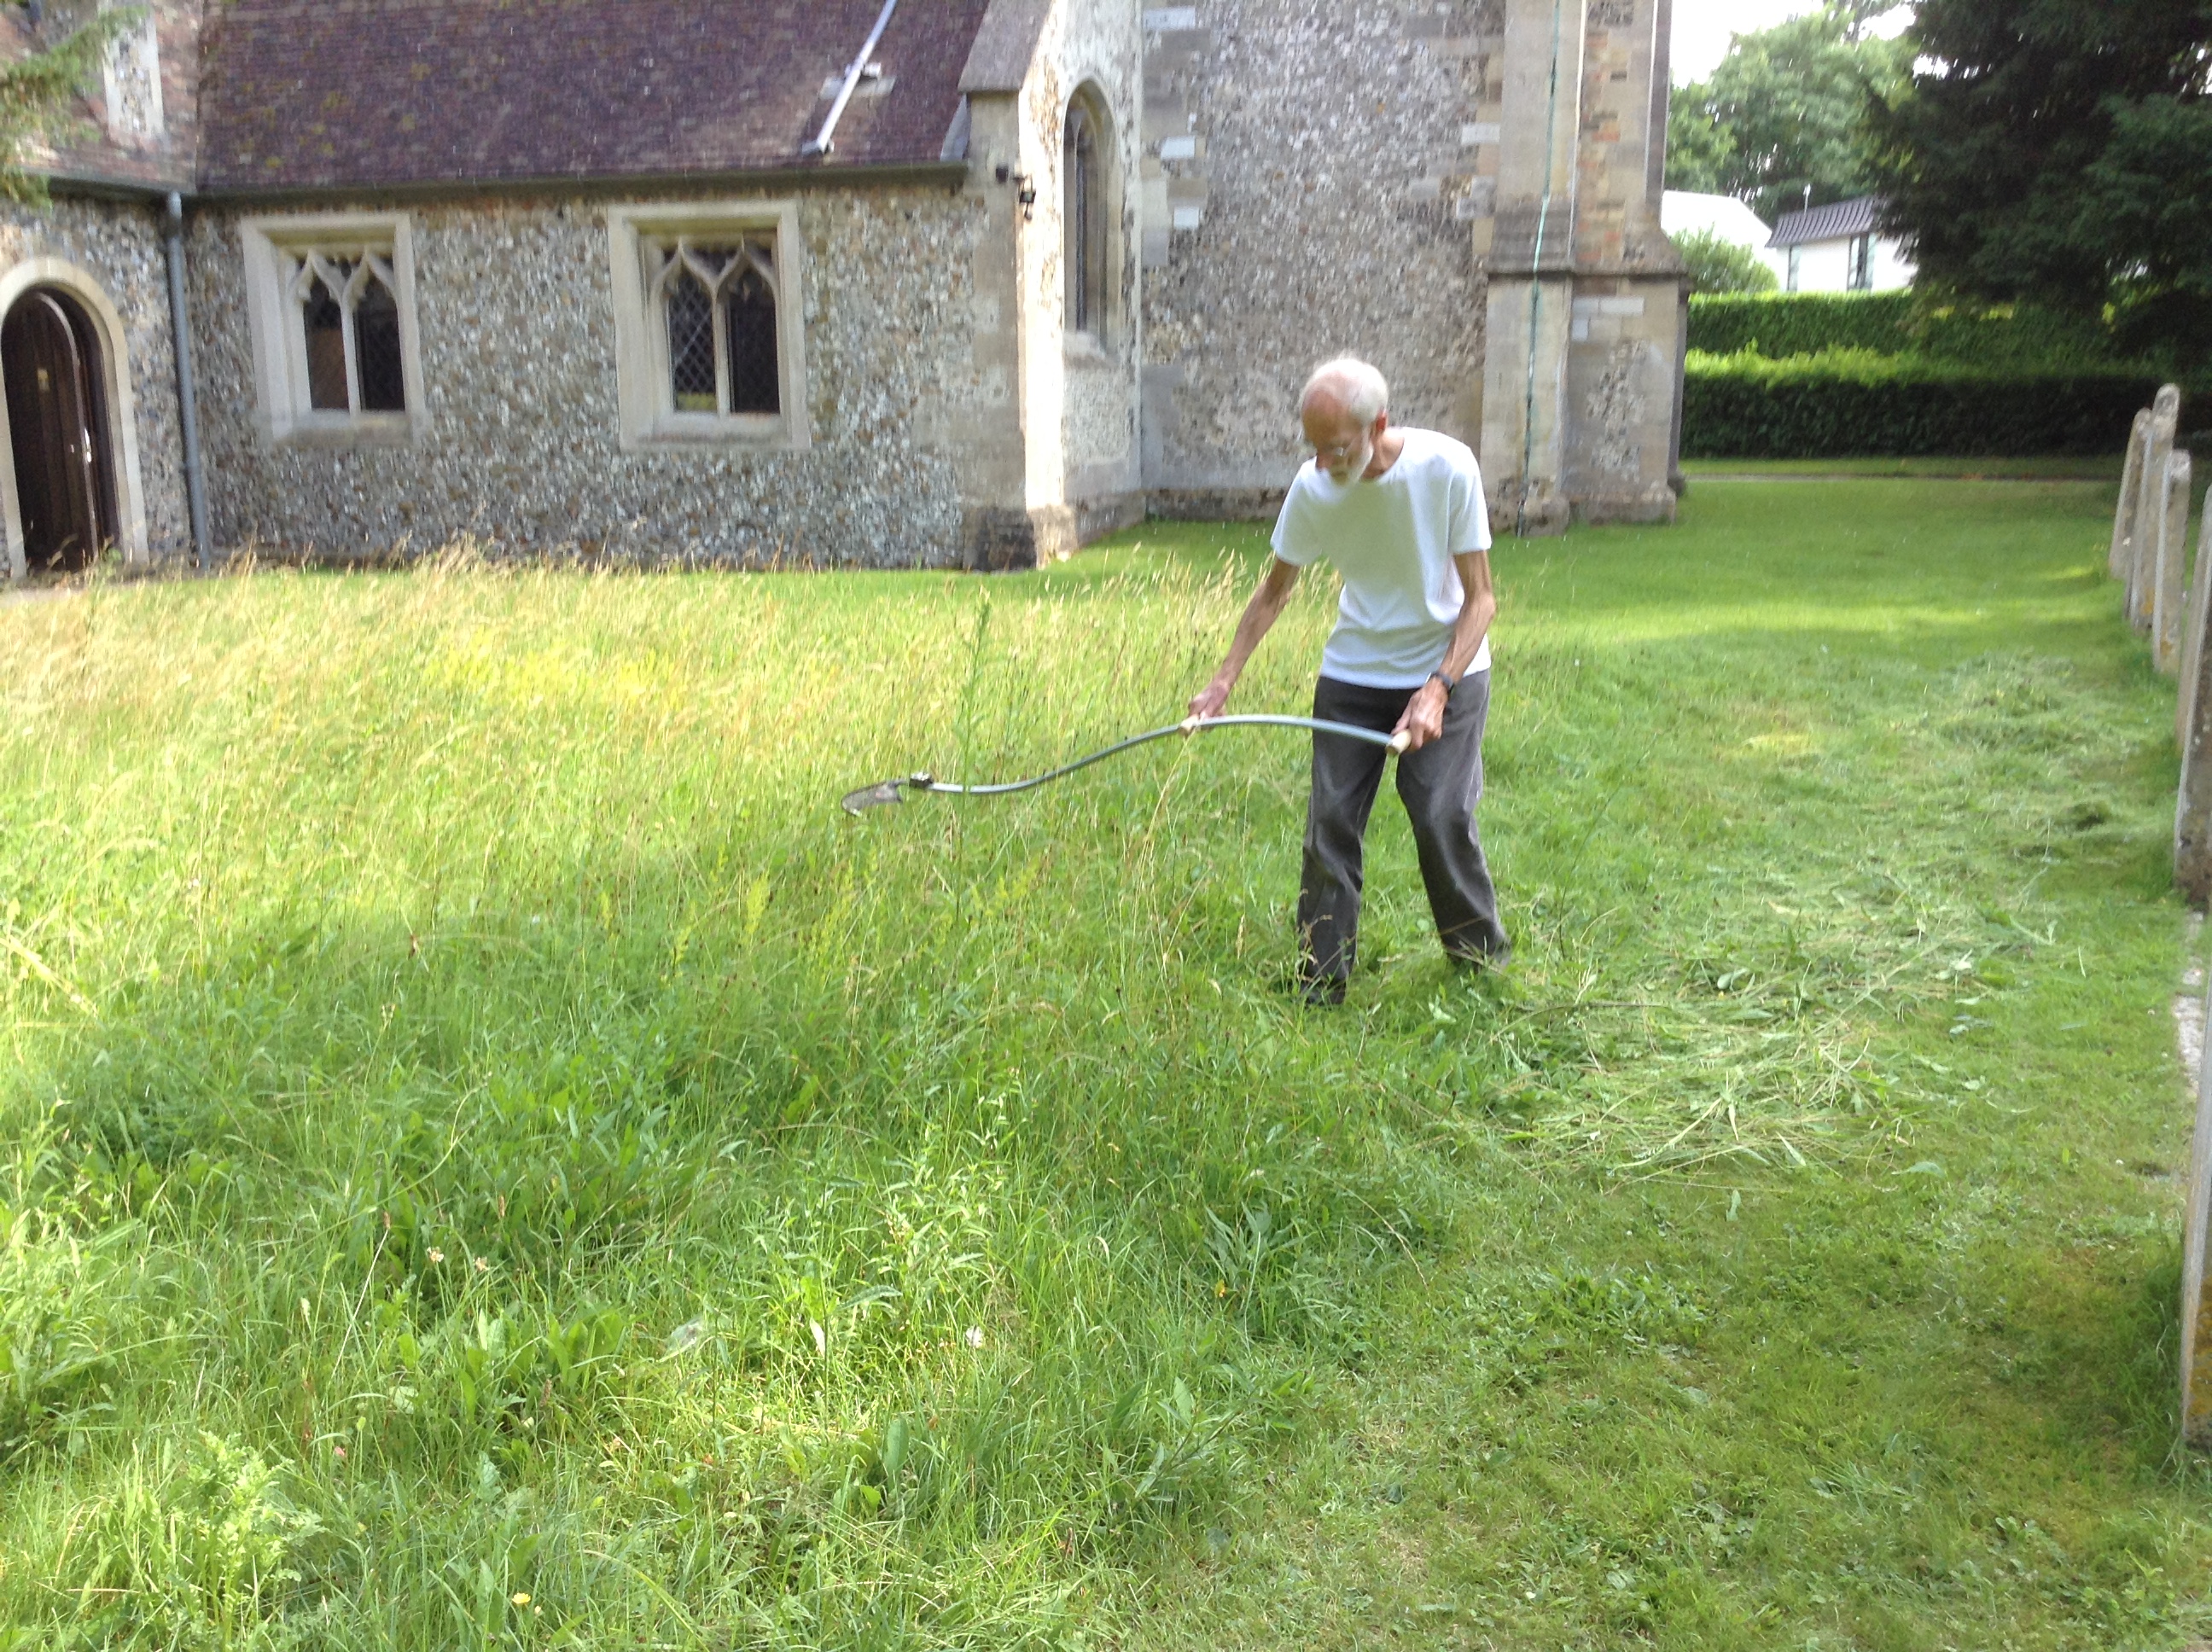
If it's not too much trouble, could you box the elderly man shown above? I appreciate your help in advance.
[1188,358,1510,1003]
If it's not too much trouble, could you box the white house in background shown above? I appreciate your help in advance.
[1769,196,1916,294]
[1662,190,1790,286]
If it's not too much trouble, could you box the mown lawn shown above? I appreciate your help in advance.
[0,478,2206,1649]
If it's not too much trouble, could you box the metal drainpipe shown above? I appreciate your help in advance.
[1518,0,1569,537]
[163,190,211,570]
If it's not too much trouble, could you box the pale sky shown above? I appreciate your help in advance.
[1673,2,1912,84]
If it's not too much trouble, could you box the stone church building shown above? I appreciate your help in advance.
[0,0,1681,578]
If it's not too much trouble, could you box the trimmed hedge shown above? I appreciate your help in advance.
[1686,292,2124,368]
[1687,294,1915,358]
[1914,305,2122,370]
[1682,350,2182,458]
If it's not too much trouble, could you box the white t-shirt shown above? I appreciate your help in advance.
[1271,427,1493,689]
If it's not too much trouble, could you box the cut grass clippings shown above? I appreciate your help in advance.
[0,477,2205,1649]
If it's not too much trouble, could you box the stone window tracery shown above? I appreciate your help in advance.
[645,239,781,417]
[606,201,808,451]
[284,248,407,415]
[240,212,425,448]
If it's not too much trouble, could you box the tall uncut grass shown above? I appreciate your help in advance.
[0,480,2208,1649]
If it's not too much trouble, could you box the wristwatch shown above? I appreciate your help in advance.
[1426,669,1458,696]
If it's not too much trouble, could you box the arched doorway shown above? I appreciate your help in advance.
[2,288,117,573]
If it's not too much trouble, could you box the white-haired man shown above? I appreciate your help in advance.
[1188,357,1510,1003]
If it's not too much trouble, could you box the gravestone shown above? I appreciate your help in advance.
[2183,503,2212,750]
[2157,451,2195,677]
[2114,407,2153,580]
[2176,519,2212,899]
[2183,968,2212,1445]
[2130,388,2183,634]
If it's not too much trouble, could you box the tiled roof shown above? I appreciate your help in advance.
[1768,195,1883,249]
[196,0,992,194]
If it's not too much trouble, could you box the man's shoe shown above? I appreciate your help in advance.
[1298,972,1348,1007]
[1447,945,1511,974]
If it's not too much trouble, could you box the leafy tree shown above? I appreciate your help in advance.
[1664,96,1734,198]
[1869,0,2212,361]
[1668,4,1910,224]
[1834,0,1908,43]
[0,7,143,204]
[1674,229,1781,295]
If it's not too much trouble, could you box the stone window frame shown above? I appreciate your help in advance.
[607,200,811,453]
[1060,84,1124,355]
[1064,98,1103,337]
[240,211,428,449]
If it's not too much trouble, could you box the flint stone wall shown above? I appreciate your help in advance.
[1140,0,1500,506]
[0,196,194,561]
[188,185,1005,566]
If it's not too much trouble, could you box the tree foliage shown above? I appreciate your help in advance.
[0,7,142,205]
[1674,229,1780,296]
[1668,5,1910,224]
[1869,0,2212,360]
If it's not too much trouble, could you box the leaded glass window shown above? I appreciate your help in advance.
[667,264,718,411]
[354,279,405,411]
[1064,100,1109,338]
[303,272,346,410]
[647,239,781,419]
[283,248,407,416]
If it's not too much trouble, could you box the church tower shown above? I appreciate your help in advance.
[1138,0,1684,532]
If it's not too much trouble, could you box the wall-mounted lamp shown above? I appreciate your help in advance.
[994,163,1038,221]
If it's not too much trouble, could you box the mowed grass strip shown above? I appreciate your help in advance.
[0,477,2203,1649]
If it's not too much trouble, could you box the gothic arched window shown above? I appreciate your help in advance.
[1064,98,1109,339]
[607,203,809,451]
[648,239,782,418]
[242,212,424,445]
[285,248,406,414]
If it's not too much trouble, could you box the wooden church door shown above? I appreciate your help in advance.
[3,290,116,573]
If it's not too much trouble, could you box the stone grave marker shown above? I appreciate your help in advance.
[2115,407,2152,579]
[2182,504,2212,751]
[2176,523,2212,900]
[2157,450,2195,677]
[2131,387,2182,635]
[2183,967,2212,1445]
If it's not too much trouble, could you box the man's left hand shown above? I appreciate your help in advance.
[1394,680,1447,752]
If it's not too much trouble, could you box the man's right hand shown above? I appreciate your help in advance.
[1187,678,1232,723]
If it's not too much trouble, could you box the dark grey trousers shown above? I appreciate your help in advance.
[1298,672,1510,986]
